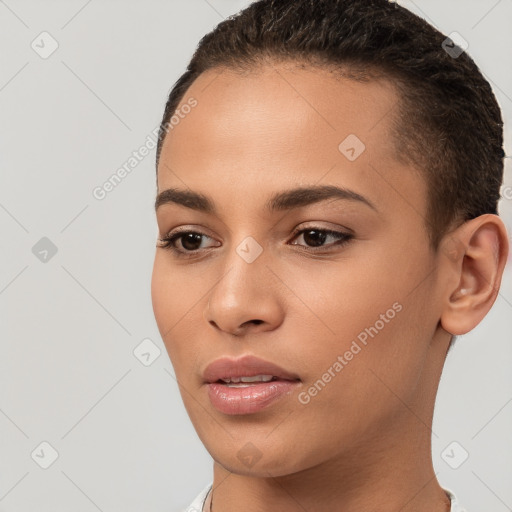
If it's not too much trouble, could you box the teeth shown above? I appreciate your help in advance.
[220,375,274,384]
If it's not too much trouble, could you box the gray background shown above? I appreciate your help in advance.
[0,1,511,511]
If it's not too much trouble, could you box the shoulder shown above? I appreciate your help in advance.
[444,487,468,512]
[180,482,213,512]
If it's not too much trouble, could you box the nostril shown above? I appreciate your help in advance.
[236,319,264,333]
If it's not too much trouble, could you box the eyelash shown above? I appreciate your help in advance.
[157,226,354,258]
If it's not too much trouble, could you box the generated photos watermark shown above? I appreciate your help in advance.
[92,97,198,201]
[298,301,403,405]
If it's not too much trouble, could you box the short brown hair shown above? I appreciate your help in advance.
[156,0,505,249]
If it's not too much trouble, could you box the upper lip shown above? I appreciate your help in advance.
[203,355,301,383]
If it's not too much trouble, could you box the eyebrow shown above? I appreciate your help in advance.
[154,184,377,214]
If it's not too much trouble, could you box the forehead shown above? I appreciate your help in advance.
[157,63,426,220]
[162,63,399,160]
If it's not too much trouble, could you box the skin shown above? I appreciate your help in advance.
[151,62,509,512]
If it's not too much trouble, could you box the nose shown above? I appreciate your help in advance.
[203,257,285,337]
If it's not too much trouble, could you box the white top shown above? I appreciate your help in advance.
[182,482,468,511]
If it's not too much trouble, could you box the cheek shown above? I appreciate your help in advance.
[151,255,171,332]
[286,249,434,402]
[280,255,403,350]
[151,253,213,373]
[151,255,187,359]
[151,253,198,325]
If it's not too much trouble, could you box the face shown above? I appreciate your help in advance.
[152,63,449,477]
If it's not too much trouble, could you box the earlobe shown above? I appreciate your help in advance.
[440,214,509,336]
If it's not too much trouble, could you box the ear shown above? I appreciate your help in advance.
[439,214,509,336]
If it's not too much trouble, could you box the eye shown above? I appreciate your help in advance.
[157,226,354,258]
[289,227,353,250]
[157,229,219,257]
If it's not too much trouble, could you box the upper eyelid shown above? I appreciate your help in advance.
[160,224,352,240]
[161,220,353,237]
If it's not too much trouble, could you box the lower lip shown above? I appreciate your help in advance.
[206,380,301,415]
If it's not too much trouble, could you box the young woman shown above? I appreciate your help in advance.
[151,1,508,510]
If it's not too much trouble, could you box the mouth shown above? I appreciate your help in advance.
[206,378,301,415]
[202,355,301,415]
[202,354,301,384]
[214,375,300,387]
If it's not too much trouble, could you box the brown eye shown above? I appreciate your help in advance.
[158,230,219,256]
[179,232,204,251]
[291,228,353,249]
[301,229,328,247]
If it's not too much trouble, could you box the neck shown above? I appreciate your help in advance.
[206,423,450,511]
[204,339,451,512]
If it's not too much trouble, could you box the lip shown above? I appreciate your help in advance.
[202,354,301,383]
[202,355,301,415]
[207,380,300,415]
